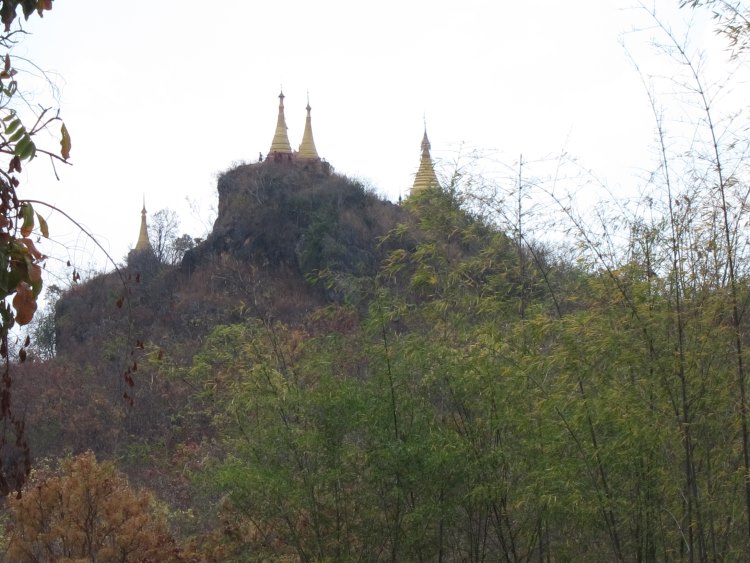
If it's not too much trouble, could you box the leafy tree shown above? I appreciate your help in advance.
[0,0,70,497]
[170,233,197,264]
[4,451,182,562]
[0,0,67,332]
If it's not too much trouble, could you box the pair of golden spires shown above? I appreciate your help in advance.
[268,91,318,160]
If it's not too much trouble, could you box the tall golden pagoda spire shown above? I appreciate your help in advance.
[268,90,292,155]
[134,198,153,253]
[297,94,319,160]
[411,125,440,194]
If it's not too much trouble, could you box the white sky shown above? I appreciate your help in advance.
[6,1,741,278]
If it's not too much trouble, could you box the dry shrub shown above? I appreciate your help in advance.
[6,451,183,562]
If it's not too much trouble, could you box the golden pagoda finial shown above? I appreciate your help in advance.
[134,197,153,253]
[411,124,440,194]
[298,92,319,160]
[268,90,292,155]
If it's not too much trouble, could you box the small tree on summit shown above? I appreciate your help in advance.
[148,208,179,264]
[148,208,196,265]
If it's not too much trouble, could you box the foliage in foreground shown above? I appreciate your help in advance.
[3,451,182,562]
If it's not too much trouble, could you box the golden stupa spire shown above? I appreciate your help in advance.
[134,197,153,253]
[268,90,293,155]
[297,93,319,160]
[411,124,440,194]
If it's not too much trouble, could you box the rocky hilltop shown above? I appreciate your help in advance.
[54,160,411,359]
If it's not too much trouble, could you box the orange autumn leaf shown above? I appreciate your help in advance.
[12,282,36,325]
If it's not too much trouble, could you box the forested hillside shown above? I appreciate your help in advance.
[1,2,750,562]
[5,143,750,560]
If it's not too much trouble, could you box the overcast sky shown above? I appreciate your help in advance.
[7,1,741,277]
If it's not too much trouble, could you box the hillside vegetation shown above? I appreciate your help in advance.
[5,140,750,560]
